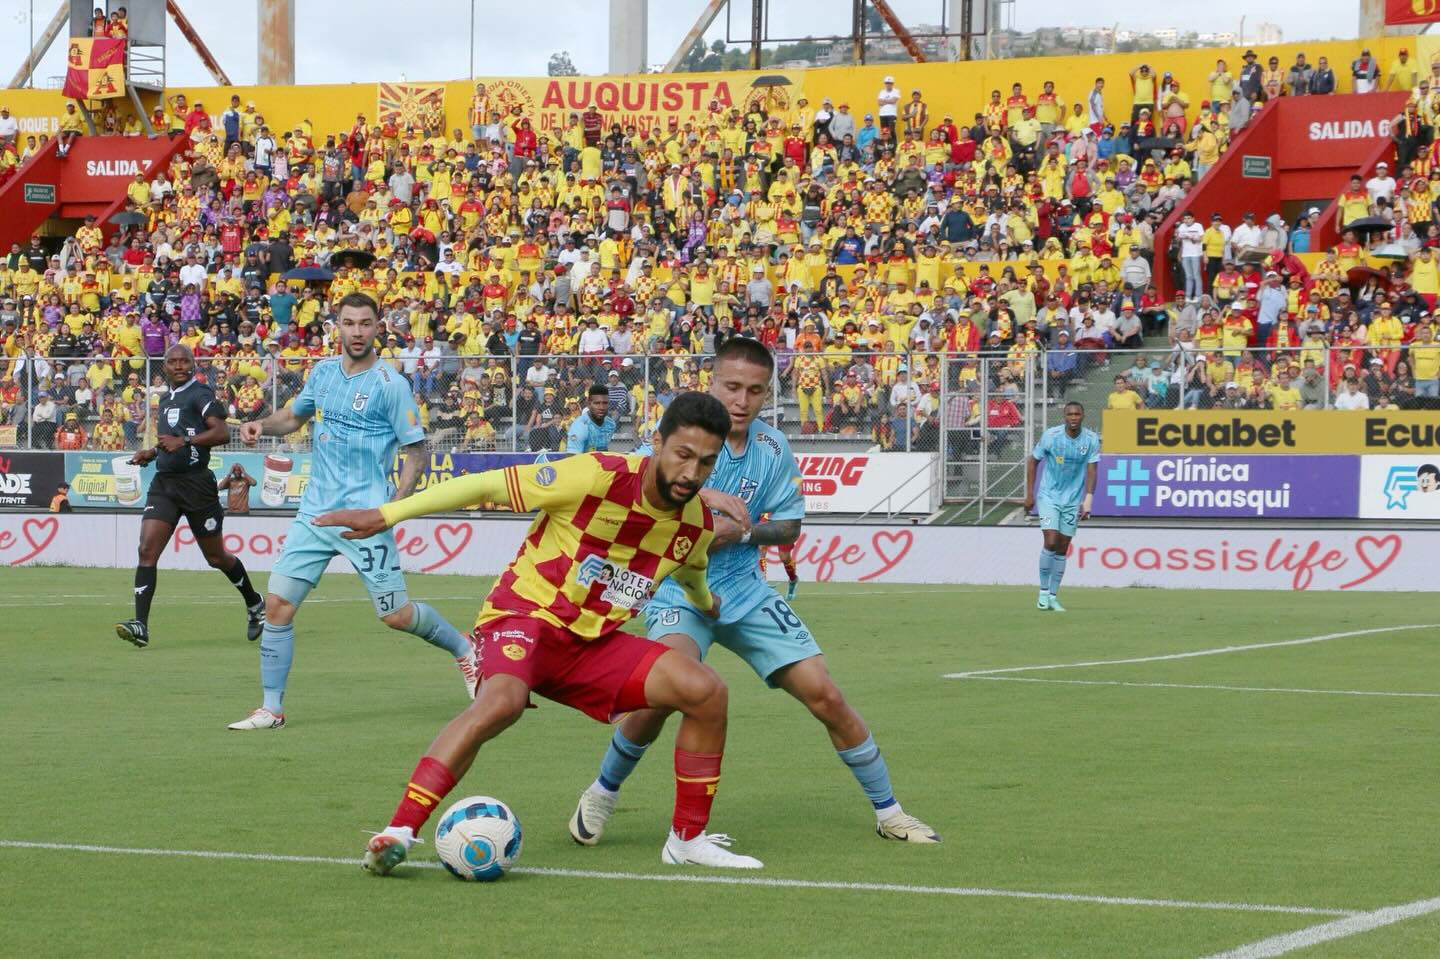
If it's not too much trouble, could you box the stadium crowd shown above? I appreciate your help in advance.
[4,43,1440,456]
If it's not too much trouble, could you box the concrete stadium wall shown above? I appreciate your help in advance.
[1,37,1413,144]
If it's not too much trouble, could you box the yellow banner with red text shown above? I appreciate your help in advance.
[1103,410,1440,454]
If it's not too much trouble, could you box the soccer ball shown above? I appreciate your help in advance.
[433,796,523,881]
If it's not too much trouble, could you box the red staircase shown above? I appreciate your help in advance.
[0,134,192,248]
[1154,93,1406,298]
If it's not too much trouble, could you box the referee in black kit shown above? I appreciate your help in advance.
[115,344,265,648]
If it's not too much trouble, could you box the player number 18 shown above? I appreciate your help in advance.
[760,599,803,634]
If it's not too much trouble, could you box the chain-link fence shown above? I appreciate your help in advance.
[4,344,1435,513]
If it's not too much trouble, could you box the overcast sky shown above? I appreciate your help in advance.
[3,0,1359,89]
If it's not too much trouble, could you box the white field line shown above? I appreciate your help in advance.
[963,676,1440,700]
[1199,895,1440,959]
[944,625,1440,680]
[0,840,1355,917]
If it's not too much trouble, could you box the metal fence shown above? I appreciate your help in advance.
[3,343,1435,516]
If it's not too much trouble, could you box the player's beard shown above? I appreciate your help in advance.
[654,461,698,509]
[345,339,375,362]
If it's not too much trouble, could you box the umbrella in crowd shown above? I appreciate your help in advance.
[1341,216,1394,243]
[108,212,147,226]
[1346,265,1392,293]
[282,266,334,282]
[327,249,376,270]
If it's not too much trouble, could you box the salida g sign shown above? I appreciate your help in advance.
[1276,92,1408,167]
[1102,410,1440,454]
[1094,454,1359,518]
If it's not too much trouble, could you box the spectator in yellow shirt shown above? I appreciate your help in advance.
[1106,375,1143,410]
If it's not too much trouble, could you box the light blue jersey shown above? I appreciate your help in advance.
[645,418,805,624]
[566,413,617,453]
[1032,425,1101,507]
[290,357,425,518]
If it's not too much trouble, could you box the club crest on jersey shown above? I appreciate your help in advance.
[736,476,760,503]
[165,408,180,427]
[351,391,370,412]
[535,466,557,487]
[672,535,694,561]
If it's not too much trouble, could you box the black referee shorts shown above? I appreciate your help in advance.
[143,470,226,537]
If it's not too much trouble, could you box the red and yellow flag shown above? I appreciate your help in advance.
[1386,0,1440,24]
[63,38,127,100]
[377,82,446,131]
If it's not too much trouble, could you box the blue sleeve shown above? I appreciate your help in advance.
[290,366,319,419]
[759,448,806,522]
[566,419,588,452]
[1086,431,1101,464]
[389,378,425,446]
[634,441,654,457]
[1030,430,1049,462]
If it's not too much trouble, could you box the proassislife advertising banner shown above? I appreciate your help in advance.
[1093,455,1359,518]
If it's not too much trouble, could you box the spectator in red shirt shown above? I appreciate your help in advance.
[581,107,603,147]
[985,394,1022,455]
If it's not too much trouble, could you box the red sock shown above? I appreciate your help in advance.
[388,756,458,834]
[672,749,722,841]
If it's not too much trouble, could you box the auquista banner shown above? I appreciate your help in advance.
[1102,411,1440,455]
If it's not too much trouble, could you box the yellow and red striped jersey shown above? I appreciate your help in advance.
[482,455,714,638]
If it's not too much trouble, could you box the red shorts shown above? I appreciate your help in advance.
[474,616,668,723]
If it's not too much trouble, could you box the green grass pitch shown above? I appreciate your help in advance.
[3,567,1437,958]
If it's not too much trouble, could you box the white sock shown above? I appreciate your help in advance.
[381,825,417,847]
[589,779,618,798]
[876,802,906,823]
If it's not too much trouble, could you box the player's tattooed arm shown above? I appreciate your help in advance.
[393,440,427,501]
[748,518,801,547]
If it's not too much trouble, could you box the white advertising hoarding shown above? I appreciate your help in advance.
[3,514,1434,592]
[795,453,935,514]
[1358,455,1440,519]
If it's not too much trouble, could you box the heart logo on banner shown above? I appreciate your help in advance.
[423,522,474,573]
[11,516,60,566]
[1339,534,1402,590]
[857,529,914,582]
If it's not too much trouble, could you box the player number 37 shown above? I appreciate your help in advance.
[357,544,401,574]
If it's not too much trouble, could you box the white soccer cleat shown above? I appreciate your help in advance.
[362,831,412,876]
[455,651,481,700]
[661,830,763,869]
[569,785,618,846]
[876,812,942,843]
[1036,590,1051,610]
[227,707,285,730]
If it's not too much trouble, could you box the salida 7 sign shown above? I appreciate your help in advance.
[794,454,935,514]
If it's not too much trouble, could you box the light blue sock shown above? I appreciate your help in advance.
[405,602,471,658]
[595,729,650,793]
[1038,549,1055,590]
[1048,553,1069,596]
[837,734,897,811]
[259,622,295,714]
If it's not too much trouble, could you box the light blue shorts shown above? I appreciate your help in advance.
[644,590,821,688]
[272,518,409,614]
[1037,494,1080,538]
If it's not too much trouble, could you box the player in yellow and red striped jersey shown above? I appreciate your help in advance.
[317,392,765,872]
